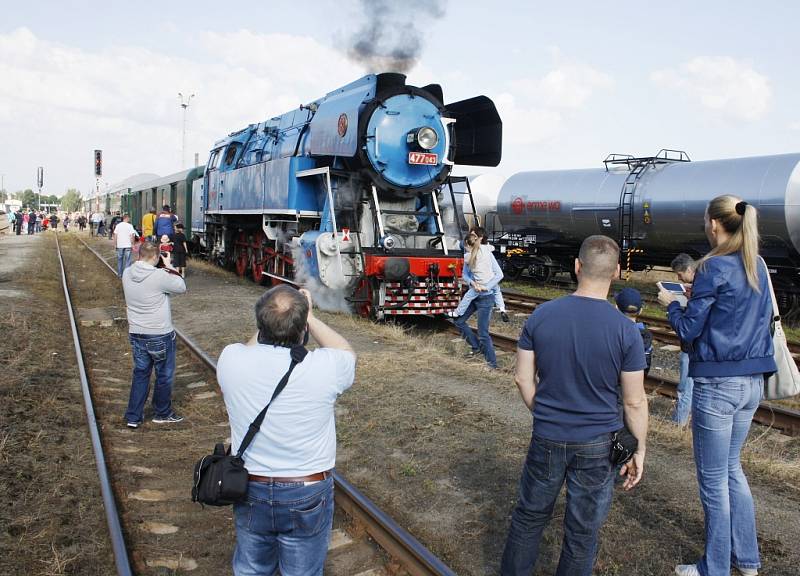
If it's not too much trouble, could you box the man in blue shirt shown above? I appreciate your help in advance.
[501,235,649,576]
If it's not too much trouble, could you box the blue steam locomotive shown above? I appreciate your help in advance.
[199,72,502,317]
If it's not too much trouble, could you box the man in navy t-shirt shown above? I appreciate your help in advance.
[501,235,649,576]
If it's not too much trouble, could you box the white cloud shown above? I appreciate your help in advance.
[789,121,800,131]
[492,50,612,147]
[0,27,363,194]
[651,56,771,122]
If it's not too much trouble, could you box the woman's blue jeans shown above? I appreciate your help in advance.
[454,293,496,368]
[233,477,334,575]
[692,375,762,576]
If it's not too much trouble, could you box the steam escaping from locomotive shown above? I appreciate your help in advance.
[348,0,447,73]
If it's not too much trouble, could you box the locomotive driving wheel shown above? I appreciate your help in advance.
[354,277,380,320]
[234,231,248,277]
[251,231,268,285]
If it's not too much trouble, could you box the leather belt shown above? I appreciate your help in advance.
[248,470,331,483]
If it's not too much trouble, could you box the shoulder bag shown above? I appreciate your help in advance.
[760,258,800,400]
[191,346,308,506]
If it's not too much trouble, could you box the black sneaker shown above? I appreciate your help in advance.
[152,413,185,424]
[500,311,510,323]
[126,420,143,429]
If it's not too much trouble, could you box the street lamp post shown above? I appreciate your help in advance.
[178,92,195,169]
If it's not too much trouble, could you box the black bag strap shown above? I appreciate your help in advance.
[235,346,308,459]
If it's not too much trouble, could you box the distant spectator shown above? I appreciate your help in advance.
[660,196,774,576]
[90,210,103,236]
[669,253,696,426]
[113,214,137,278]
[142,207,157,243]
[63,215,71,232]
[14,210,23,235]
[49,213,58,231]
[122,241,186,428]
[171,223,188,277]
[27,210,35,235]
[501,235,648,576]
[109,212,121,238]
[35,212,43,233]
[217,285,355,576]
[615,287,653,375]
[155,204,178,239]
[78,214,87,231]
[96,217,105,237]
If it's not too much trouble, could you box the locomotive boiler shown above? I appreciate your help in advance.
[201,73,501,318]
[481,150,800,312]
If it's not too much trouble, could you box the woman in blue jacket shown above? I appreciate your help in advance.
[658,195,775,576]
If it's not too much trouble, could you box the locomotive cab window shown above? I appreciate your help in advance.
[223,143,241,168]
[207,149,222,171]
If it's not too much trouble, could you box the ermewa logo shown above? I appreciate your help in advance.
[512,197,525,214]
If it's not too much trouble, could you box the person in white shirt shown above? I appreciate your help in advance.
[112,214,137,278]
[217,285,356,576]
[90,210,103,236]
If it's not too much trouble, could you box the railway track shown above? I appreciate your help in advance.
[476,324,800,437]
[503,290,800,356]
[67,234,455,576]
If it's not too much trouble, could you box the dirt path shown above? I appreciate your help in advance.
[84,235,800,575]
[0,233,116,575]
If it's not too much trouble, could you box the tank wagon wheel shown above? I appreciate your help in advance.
[234,231,248,278]
[528,263,552,284]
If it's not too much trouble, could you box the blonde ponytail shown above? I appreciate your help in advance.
[698,195,761,291]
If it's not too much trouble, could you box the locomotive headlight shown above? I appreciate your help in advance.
[381,235,396,250]
[416,126,439,150]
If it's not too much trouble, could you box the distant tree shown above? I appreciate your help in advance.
[18,189,36,209]
[60,188,83,212]
[0,189,7,204]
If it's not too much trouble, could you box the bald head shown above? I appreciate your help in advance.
[255,285,309,346]
[577,235,620,281]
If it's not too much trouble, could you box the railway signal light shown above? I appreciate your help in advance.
[94,149,102,177]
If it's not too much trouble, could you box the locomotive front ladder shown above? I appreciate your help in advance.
[446,176,479,246]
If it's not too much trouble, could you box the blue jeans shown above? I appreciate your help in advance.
[673,351,694,424]
[233,477,334,575]
[454,293,497,368]
[501,433,615,576]
[692,375,762,576]
[124,332,176,423]
[116,247,132,277]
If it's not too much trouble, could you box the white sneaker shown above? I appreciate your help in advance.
[737,568,758,576]
[675,565,700,576]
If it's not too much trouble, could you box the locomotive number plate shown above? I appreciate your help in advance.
[408,152,438,165]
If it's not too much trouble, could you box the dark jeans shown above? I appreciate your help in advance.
[501,432,615,576]
[454,292,496,368]
[233,477,334,575]
[124,332,176,423]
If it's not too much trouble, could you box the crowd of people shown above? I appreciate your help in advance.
[110,193,775,576]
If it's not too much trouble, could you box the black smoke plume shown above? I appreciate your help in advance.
[348,0,447,73]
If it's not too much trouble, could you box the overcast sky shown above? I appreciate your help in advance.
[1,0,797,197]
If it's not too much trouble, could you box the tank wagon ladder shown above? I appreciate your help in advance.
[605,149,690,278]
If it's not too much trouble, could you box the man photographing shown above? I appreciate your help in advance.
[217,285,356,576]
[122,242,186,428]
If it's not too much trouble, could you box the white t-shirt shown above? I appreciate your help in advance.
[113,221,136,248]
[217,344,356,476]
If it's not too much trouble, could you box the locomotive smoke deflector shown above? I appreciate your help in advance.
[445,95,503,167]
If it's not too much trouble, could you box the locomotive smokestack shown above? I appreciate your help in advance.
[348,0,446,74]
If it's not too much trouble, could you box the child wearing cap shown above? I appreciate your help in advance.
[615,287,653,376]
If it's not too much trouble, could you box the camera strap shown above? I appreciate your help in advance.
[235,345,308,459]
